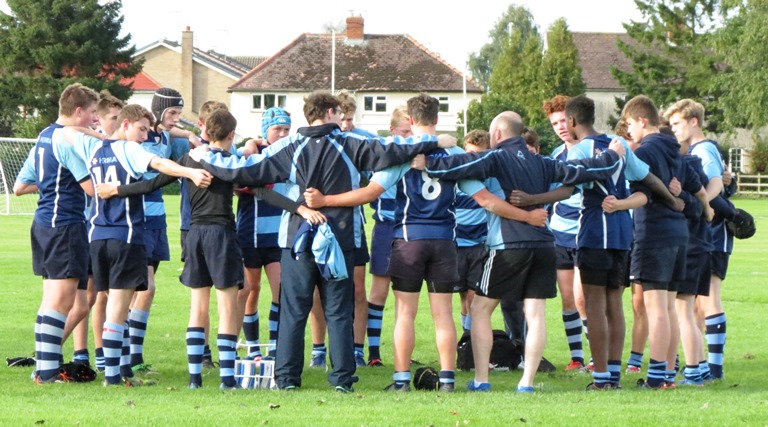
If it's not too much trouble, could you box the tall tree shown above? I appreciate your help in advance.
[540,19,586,101]
[0,0,141,133]
[462,11,584,154]
[610,0,724,131]
[467,5,538,92]
[714,0,768,130]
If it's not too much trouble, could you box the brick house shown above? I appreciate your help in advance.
[129,27,265,122]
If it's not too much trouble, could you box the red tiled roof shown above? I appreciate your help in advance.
[120,71,162,91]
[571,32,633,91]
[230,33,481,93]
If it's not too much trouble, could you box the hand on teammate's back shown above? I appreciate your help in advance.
[410,154,426,171]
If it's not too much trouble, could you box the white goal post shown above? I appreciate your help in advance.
[0,137,37,215]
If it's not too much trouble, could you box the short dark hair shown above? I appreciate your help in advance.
[565,95,595,127]
[406,93,439,126]
[303,91,340,123]
[59,83,99,116]
[522,127,540,148]
[205,109,237,142]
[337,91,357,115]
[622,95,660,126]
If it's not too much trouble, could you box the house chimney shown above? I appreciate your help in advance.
[181,26,194,114]
[346,15,364,40]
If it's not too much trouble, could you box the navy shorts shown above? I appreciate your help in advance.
[710,251,729,280]
[630,245,686,292]
[476,247,557,301]
[577,248,630,289]
[31,222,89,282]
[241,246,282,269]
[555,245,577,270]
[90,239,148,292]
[389,239,458,293]
[144,228,170,264]
[181,224,244,290]
[369,221,394,276]
[354,230,370,266]
[678,252,710,296]
[453,244,488,293]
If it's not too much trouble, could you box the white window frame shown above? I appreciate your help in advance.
[438,96,449,113]
[363,95,387,113]
[251,93,287,111]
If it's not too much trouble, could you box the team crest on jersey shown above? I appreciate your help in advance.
[517,150,526,159]
[595,148,603,155]
[91,158,98,165]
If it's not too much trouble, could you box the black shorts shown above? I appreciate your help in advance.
[241,246,282,269]
[476,247,557,301]
[180,229,189,262]
[710,251,729,280]
[630,245,686,292]
[354,230,370,266]
[555,245,577,270]
[577,248,629,289]
[144,228,170,263]
[31,222,89,281]
[90,239,148,292]
[453,244,488,293]
[678,252,711,296]
[77,258,93,291]
[181,224,244,290]
[388,239,458,293]
[369,221,394,276]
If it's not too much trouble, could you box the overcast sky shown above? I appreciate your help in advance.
[0,1,643,70]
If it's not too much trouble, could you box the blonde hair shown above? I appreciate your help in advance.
[663,99,705,125]
[390,105,409,128]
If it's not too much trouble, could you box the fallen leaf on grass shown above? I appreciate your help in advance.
[450,411,458,415]
[34,421,44,425]
[166,387,176,391]
[317,399,326,405]
[701,402,709,409]
[126,400,135,407]
[520,418,527,423]
[268,403,280,409]
[743,353,755,360]
[730,384,739,388]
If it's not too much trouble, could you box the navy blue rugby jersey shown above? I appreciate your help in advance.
[16,124,89,227]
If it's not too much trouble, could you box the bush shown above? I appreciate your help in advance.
[750,132,768,174]
[12,116,48,139]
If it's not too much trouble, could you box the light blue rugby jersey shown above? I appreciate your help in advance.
[140,131,190,229]
[549,143,582,248]
[72,133,157,244]
[371,145,483,241]
[690,139,731,253]
[455,189,487,247]
[568,134,648,250]
[17,124,90,227]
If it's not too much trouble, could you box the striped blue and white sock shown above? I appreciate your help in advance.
[366,303,384,361]
[103,322,124,384]
[243,312,261,359]
[268,303,280,356]
[217,334,238,387]
[608,360,621,384]
[563,310,584,364]
[186,327,205,386]
[705,312,726,379]
[38,309,67,381]
[129,309,150,367]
